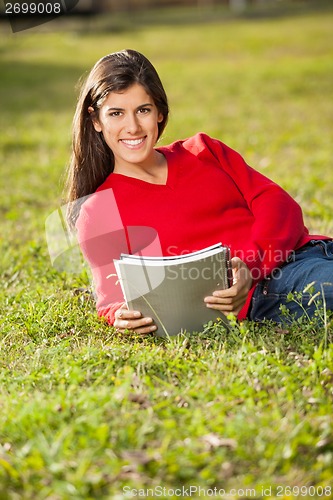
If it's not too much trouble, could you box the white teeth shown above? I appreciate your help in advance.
[121,138,144,146]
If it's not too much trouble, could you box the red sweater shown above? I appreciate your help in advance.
[76,133,324,325]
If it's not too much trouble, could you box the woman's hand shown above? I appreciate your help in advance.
[204,257,253,317]
[113,304,157,335]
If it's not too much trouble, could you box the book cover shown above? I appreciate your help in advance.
[114,243,232,337]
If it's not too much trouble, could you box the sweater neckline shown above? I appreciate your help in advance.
[111,147,176,189]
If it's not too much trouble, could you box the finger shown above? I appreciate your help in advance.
[132,324,158,335]
[206,299,239,310]
[116,306,127,319]
[213,287,238,298]
[116,321,157,335]
[119,319,131,330]
[116,308,141,320]
[206,302,243,316]
[116,316,155,331]
[204,292,237,304]
[204,297,233,307]
[205,293,246,312]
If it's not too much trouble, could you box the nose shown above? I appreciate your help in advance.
[125,112,141,134]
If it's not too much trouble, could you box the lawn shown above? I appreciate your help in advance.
[0,2,333,498]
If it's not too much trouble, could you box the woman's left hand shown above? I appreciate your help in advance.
[204,257,253,317]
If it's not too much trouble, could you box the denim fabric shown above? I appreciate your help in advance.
[248,240,333,323]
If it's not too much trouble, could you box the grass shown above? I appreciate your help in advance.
[1,3,333,498]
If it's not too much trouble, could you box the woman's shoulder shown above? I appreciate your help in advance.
[158,132,223,156]
[95,171,115,193]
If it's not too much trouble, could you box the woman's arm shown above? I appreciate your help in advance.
[197,133,309,280]
[75,189,158,332]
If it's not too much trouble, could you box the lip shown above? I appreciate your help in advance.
[120,137,147,149]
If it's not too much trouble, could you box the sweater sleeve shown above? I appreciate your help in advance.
[74,188,163,326]
[75,189,127,326]
[193,133,309,280]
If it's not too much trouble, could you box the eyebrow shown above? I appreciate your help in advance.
[106,103,154,111]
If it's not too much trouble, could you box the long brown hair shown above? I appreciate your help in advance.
[65,49,169,224]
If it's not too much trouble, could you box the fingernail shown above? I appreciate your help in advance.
[133,311,141,318]
[145,318,153,324]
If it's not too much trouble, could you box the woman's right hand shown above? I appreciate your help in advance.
[113,304,157,335]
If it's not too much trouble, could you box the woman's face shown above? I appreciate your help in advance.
[90,83,164,172]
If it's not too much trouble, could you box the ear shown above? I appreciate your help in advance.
[88,106,102,133]
[157,113,164,124]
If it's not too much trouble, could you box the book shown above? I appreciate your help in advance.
[114,243,232,337]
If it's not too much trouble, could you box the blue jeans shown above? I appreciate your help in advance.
[248,240,333,323]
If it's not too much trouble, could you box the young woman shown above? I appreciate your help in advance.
[65,49,333,334]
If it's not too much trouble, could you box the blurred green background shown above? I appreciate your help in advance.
[1,0,332,245]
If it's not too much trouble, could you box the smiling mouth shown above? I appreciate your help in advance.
[120,137,146,147]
